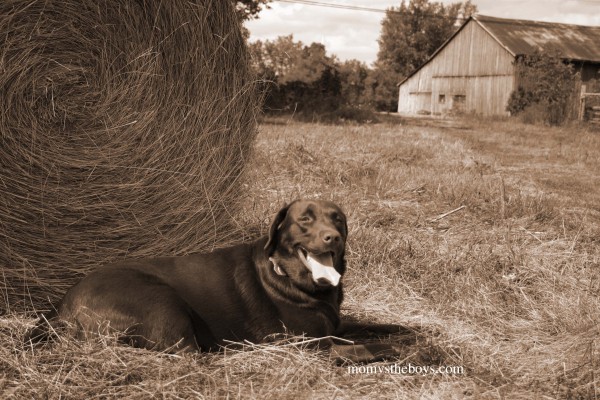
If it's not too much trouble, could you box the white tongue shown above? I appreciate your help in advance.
[305,252,341,287]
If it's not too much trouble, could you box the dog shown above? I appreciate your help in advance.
[26,199,411,363]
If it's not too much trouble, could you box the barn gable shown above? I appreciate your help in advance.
[398,15,600,116]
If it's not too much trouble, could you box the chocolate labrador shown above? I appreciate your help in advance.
[26,200,411,363]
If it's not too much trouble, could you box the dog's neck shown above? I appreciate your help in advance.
[251,236,342,325]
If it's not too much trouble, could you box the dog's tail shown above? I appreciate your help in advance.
[24,309,63,346]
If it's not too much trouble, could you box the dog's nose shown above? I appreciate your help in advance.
[322,230,341,244]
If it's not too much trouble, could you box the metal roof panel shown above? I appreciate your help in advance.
[475,15,600,62]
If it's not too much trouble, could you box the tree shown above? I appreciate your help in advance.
[249,35,341,114]
[372,0,477,111]
[282,41,333,84]
[338,59,370,106]
[249,35,304,81]
[364,64,401,112]
[235,0,272,21]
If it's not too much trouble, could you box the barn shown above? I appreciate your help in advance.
[397,15,600,116]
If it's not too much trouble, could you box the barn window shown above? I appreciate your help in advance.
[439,94,446,104]
[453,95,466,104]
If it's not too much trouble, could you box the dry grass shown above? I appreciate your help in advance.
[0,0,259,312]
[2,115,600,398]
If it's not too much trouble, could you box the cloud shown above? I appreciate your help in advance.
[246,2,387,65]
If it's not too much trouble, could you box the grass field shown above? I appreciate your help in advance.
[2,116,600,399]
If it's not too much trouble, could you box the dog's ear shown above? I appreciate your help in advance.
[334,206,349,240]
[341,212,349,240]
[264,202,291,256]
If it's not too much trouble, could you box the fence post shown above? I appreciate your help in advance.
[579,84,587,121]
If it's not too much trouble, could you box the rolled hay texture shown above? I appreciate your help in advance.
[0,0,260,312]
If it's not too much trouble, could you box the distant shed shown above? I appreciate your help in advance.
[397,15,600,116]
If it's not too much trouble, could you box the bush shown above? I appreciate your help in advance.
[507,51,580,125]
[263,66,342,115]
[323,106,380,124]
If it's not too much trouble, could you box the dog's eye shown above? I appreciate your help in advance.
[298,216,311,223]
[332,213,344,225]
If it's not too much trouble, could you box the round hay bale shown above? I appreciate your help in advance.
[0,0,260,312]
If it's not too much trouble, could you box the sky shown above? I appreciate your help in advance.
[245,0,600,66]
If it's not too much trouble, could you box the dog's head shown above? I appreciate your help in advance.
[265,199,347,291]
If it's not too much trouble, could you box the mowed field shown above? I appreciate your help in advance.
[2,116,600,399]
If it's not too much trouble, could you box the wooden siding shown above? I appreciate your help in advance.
[398,19,516,116]
[397,62,433,114]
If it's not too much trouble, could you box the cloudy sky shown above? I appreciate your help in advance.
[245,0,600,66]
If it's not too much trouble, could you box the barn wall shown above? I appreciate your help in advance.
[397,62,433,114]
[398,19,517,116]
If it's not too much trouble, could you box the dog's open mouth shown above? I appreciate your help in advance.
[297,248,341,287]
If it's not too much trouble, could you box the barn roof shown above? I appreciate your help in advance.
[398,15,600,86]
[476,15,600,63]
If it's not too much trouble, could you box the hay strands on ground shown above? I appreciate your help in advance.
[429,205,466,223]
